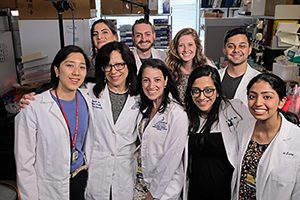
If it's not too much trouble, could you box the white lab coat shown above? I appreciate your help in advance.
[182,99,251,200]
[85,84,140,200]
[14,89,95,200]
[131,47,167,71]
[137,99,188,200]
[232,113,300,200]
[219,64,260,105]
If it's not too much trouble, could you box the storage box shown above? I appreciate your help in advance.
[272,63,299,81]
[101,0,157,15]
[17,0,91,19]
[204,11,223,18]
[265,0,293,16]
[0,0,17,9]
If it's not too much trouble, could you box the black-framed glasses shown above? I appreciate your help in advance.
[103,62,126,72]
[191,87,216,98]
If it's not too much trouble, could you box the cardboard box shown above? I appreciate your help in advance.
[272,63,299,82]
[101,0,157,15]
[204,12,223,18]
[0,0,17,9]
[90,0,96,9]
[18,0,91,19]
[265,0,293,16]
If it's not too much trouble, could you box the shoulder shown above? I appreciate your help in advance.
[31,90,52,105]
[228,98,247,108]
[18,90,52,116]
[167,100,187,118]
[152,48,167,59]
[281,115,300,136]
[206,58,217,68]
[247,64,261,75]
[221,99,245,111]
[82,82,96,91]
[221,99,251,120]
[130,47,138,54]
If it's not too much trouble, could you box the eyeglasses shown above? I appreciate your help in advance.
[191,87,216,98]
[103,62,126,72]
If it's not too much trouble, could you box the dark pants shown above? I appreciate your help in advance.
[70,169,88,200]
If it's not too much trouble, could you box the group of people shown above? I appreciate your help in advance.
[15,17,300,200]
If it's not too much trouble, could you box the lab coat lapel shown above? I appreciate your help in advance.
[99,86,115,126]
[115,94,139,125]
[80,90,95,133]
[219,110,237,167]
[234,65,251,103]
[42,90,70,137]
[256,118,291,199]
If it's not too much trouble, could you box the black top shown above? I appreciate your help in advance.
[239,140,269,200]
[222,69,244,99]
[188,132,234,200]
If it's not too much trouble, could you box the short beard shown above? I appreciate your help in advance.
[136,41,154,53]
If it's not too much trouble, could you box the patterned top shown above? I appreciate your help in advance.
[239,140,269,200]
[177,74,190,104]
[135,117,150,194]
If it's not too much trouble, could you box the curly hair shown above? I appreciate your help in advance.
[166,28,208,84]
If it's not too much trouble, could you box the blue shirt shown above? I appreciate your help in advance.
[52,90,89,172]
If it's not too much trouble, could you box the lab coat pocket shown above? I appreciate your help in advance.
[86,150,110,198]
[271,159,297,184]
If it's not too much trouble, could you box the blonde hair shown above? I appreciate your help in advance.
[166,28,208,84]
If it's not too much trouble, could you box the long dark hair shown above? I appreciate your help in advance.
[185,65,226,134]
[93,41,137,97]
[137,58,180,117]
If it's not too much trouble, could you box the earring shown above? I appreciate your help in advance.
[56,74,59,77]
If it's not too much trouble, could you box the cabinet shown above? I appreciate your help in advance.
[0,11,19,95]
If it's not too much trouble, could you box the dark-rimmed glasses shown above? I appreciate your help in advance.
[191,87,216,98]
[103,62,126,72]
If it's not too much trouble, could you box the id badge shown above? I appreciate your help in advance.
[72,150,78,162]
[245,173,256,189]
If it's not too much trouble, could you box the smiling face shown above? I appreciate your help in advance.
[105,50,129,93]
[248,80,286,122]
[133,23,155,53]
[141,67,168,105]
[177,34,197,64]
[55,52,87,93]
[191,76,218,115]
[223,34,252,67]
[92,22,117,49]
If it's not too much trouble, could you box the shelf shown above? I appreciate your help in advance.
[200,7,241,10]
[101,13,171,17]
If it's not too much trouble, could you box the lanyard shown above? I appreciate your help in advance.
[55,89,79,151]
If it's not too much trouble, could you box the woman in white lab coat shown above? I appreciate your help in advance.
[184,65,250,200]
[15,45,94,200]
[233,73,300,200]
[134,58,188,200]
[85,41,140,200]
